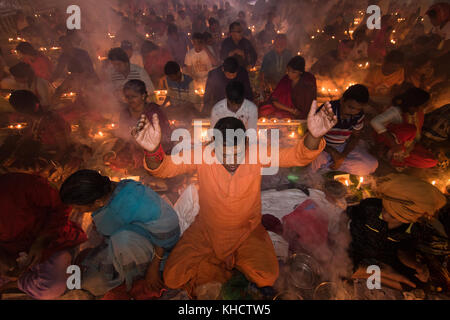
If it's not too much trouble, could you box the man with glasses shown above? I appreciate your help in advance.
[220,22,257,69]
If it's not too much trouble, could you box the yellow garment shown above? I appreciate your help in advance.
[378,174,447,223]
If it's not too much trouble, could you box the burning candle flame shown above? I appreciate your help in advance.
[432,181,436,185]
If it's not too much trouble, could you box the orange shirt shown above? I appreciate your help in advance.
[145,136,325,260]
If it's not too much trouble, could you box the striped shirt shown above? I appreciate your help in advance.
[324,100,364,145]
[110,63,155,93]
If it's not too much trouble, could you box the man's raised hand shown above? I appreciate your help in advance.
[132,113,162,153]
[307,100,338,138]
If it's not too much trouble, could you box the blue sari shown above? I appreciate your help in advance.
[81,180,180,296]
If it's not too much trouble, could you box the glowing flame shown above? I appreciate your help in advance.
[360,177,364,183]
[345,180,349,186]
[289,131,296,138]
[432,181,436,185]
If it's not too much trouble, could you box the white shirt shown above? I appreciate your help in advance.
[370,106,403,134]
[184,48,214,87]
[210,98,258,130]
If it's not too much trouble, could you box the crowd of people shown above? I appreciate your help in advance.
[0,0,449,300]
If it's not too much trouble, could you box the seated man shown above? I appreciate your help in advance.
[184,33,218,89]
[259,56,317,120]
[348,174,446,291]
[2,62,54,109]
[162,61,200,118]
[210,80,258,130]
[220,21,257,69]
[52,35,96,81]
[107,47,155,101]
[0,90,73,173]
[166,24,192,67]
[0,172,86,300]
[141,41,173,89]
[120,40,144,68]
[310,84,379,176]
[259,34,293,94]
[132,99,337,298]
[204,57,253,115]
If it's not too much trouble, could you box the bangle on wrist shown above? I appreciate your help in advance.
[144,144,165,162]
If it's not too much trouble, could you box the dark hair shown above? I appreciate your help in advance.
[108,47,130,63]
[164,61,180,75]
[208,17,218,26]
[192,32,204,41]
[9,90,40,114]
[120,40,133,50]
[67,57,85,74]
[9,62,34,79]
[223,57,239,73]
[343,84,369,104]
[168,23,178,35]
[229,21,241,32]
[214,117,246,146]
[203,32,212,41]
[226,81,245,104]
[384,50,404,65]
[141,41,159,56]
[393,87,430,111]
[60,170,112,205]
[16,42,37,56]
[287,56,305,72]
[123,79,147,95]
[411,53,431,69]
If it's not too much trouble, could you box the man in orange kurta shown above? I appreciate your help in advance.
[134,101,337,297]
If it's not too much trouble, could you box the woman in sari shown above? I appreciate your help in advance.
[59,170,180,297]
[105,79,173,174]
[370,87,438,169]
[259,56,317,120]
[0,173,86,300]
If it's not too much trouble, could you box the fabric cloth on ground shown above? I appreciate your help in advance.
[310,139,379,176]
[0,173,86,262]
[210,98,258,130]
[173,184,200,235]
[259,74,317,120]
[16,250,72,300]
[377,173,447,223]
[144,136,326,293]
[80,180,180,296]
[282,199,330,255]
[261,188,345,236]
[101,279,166,300]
